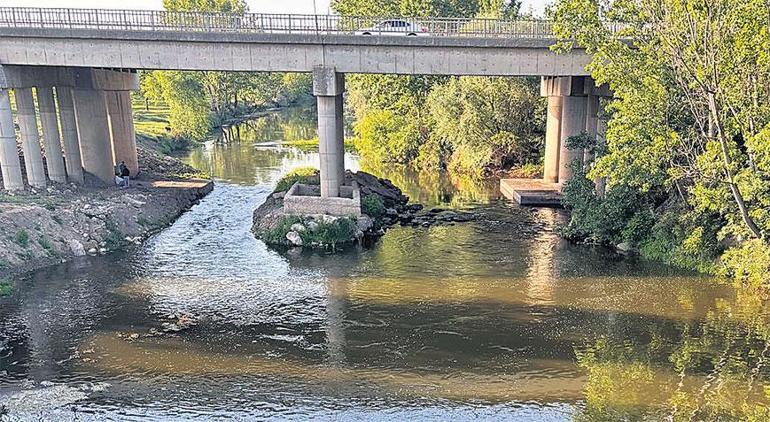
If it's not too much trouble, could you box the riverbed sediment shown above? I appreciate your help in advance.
[0,148,213,279]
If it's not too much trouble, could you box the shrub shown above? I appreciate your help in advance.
[257,215,358,248]
[14,230,29,247]
[0,278,12,297]
[362,195,385,219]
[719,239,770,288]
[274,167,319,193]
[38,236,54,253]
[104,219,126,250]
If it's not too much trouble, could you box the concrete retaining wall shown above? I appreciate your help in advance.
[284,183,361,217]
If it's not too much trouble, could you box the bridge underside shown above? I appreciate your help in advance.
[0,65,138,189]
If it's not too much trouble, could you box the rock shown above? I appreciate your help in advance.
[408,204,423,212]
[87,248,98,255]
[306,221,319,232]
[290,223,306,233]
[272,192,285,200]
[286,231,304,246]
[428,207,446,214]
[357,215,374,232]
[99,248,108,254]
[385,208,399,217]
[438,211,457,220]
[67,240,86,257]
[321,215,338,225]
[398,213,414,222]
[616,242,634,254]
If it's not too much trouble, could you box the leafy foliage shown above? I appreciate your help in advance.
[0,278,11,297]
[552,0,770,286]
[362,195,386,219]
[257,215,359,248]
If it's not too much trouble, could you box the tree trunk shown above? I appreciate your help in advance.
[708,93,763,239]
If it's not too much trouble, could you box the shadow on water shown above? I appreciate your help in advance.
[1,111,769,420]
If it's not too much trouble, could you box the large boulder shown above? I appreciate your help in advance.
[347,171,408,208]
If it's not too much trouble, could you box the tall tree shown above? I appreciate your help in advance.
[552,0,770,282]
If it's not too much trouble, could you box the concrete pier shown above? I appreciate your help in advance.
[543,95,563,183]
[0,88,24,190]
[36,86,67,183]
[15,87,47,188]
[313,67,345,198]
[558,95,587,184]
[105,90,139,177]
[72,88,115,186]
[583,94,599,165]
[55,87,84,184]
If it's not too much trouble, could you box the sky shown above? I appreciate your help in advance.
[10,0,551,17]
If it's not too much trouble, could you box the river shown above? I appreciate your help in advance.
[1,108,769,420]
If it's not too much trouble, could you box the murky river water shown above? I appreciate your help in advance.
[1,109,769,420]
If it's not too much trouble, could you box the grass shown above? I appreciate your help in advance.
[38,235,54,254]
[14,230,29,248]
[0,278,12,297]
[282,137,358,152]
[132,98,194,155]
[133,98,173,139]
[258,215,359,248]
[104,219,126,250]
[274,167,320,192]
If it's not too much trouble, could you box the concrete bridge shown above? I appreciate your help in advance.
[0,8,609,198]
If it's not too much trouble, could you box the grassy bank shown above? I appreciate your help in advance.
[132,97,192,155]
[281,137,358,153]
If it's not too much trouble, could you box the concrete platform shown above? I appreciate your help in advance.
[500,178,562,207]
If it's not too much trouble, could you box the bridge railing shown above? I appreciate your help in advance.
[0,7,563,38]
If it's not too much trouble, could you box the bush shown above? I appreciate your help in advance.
[257,215,358,248]
[0,279,11,296]
[14,230,29,247]
[719,239,770,288]
[274,167,319,193]
[362,195,385,219]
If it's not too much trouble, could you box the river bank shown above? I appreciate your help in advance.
[0,146,213,285]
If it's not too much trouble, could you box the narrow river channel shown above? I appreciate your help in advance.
[1,109,769,420]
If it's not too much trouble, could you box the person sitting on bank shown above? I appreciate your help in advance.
[115,161,130,188]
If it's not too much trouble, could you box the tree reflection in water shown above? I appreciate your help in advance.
[575,289,770,421]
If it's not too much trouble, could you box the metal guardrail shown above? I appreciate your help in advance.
[0,7,565,38]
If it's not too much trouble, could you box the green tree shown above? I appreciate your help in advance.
[424,76,544,176]
[552,0,770,285]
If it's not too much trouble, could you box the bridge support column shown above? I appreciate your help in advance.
[543,95,563,183]
[105,90,139,177]
[56,87,84,184]
[558,94,588,185]
[72,88,115,186]
[313,66,345,198]
[595,117,608,197]
[0,89,24,191]
[15,88,47,188]
[583,94,599,165]
[36,86,67,183]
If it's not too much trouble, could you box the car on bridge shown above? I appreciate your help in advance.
[355,19,429,36]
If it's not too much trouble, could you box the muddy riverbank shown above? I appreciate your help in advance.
[0,147,213,281]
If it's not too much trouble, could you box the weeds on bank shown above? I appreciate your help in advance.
[14,230,29,248]
[0,278,12,297]
[258,215,358,248]
[274,167,319,192]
